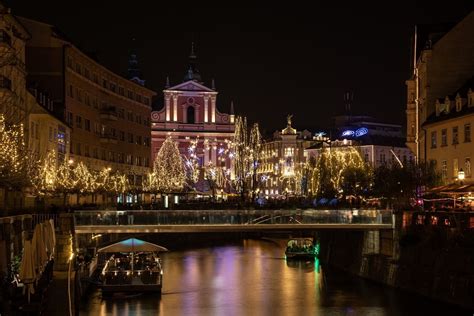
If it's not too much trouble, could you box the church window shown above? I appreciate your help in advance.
[187,106,195,124]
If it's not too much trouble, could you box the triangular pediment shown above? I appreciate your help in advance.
[165,80,215,93]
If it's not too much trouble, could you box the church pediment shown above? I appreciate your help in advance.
[165,80,215,93]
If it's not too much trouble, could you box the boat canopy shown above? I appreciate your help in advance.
[98,238,168,253]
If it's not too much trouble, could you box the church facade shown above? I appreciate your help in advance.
[150,47,235,189]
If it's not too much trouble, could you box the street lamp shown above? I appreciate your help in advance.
[458,168,465,182]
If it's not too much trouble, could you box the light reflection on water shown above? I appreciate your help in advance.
[81,239,467,316]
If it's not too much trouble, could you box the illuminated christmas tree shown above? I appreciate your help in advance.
[146,136,185,193]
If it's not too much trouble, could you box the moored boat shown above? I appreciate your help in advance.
[285,238,319,260]
[98,238,168,293]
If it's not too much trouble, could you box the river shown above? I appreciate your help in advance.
[81,238,469,315]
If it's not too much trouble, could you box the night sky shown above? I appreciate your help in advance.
[7,1,474,135]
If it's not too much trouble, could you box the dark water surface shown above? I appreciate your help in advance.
[81,239,471,315]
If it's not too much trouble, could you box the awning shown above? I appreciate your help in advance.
[426,183,474,194]
[98,238,168,253]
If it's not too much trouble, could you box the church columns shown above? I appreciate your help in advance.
[204,96,209,123]
[173,94,178,121]
[211,96,216,123]
[165,94,171,121]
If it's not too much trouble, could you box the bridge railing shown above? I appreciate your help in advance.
[74,209,393,226]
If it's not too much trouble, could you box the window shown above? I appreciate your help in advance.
[464,123,471,142]
[431,131,437,148]
[93,148,98,159]
[68,85,74,98]
[76,115,82,128]
[92,97,98,109]
[126,154,132,164]
[67,56,73,68]
[84,145,90,157]
[144,157,149,167]
[109,82,116,93]
[109,151,114,162]
[187,106,195,124]
[135,156,141,166]
[452,126,459,144]
[76,88,82,102]
[102,79,108,89]
[118,153,124,163]
[76,143,81,155]
[380,153,386,164]
[0,30,11,46]
[441,129,447,146]
[136,135,142,145]
[127,111,133,121]
[84,68,90,79]
[119,131,125,141]
[85,93,90,106]
[454,158,459,178]
[92,73,98,84]
[144,137,150,147]
[75,63,82,75]
[465,157,471,177]
[101,149,106,160]
[85,119,91,131]
[111,128,116,137]
[144,97,150,106]
[441,160,447,180]
[118,86,124,96]
[136,94,142,103]
[58,127,66,155]
[127,90,134,99]
[67,112,73,125]
[118,108,124,119]
[128,133,134,143]
[94,122,100,134]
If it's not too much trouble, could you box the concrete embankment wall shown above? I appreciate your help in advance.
[319,225,474,310]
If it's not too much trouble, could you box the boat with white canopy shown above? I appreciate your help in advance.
[98,238,168,293]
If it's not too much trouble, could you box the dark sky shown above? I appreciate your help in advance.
[7,1,474,135]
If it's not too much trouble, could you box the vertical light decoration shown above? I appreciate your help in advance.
[145,136,186,193]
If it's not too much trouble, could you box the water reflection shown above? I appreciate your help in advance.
[81,239,469,316]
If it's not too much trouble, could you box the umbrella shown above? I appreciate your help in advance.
[32,223,48,275]
[19,240,36,302]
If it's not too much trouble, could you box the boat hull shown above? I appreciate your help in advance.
[101,284,162,293]
[285,252,317,260]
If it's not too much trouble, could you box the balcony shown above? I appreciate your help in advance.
[100,133,118,144]
[100,106,118,121]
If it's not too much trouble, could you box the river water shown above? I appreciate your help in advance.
[81,239,469,316]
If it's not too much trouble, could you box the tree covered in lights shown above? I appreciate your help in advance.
[0,115,33,208]
[310,147,370,198]
[145,137,186,193]
[231,116,262,200]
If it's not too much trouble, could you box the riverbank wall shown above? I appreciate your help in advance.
[319,211,474,310]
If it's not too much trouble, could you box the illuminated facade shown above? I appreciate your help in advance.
[19,17,156,203]
[258,116,313,196]
[151,46,235,189]
[406,12,474,162]
[423,78,474,183]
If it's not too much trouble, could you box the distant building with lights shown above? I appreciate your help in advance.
[306,115,414,169]
[258,116,313,196]
[150,45,235,190]
[19,17,156,204]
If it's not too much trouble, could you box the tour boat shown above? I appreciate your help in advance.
[285,238,319,260]
[98,238,168,293]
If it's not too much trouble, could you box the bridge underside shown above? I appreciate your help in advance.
[75,224,393,234]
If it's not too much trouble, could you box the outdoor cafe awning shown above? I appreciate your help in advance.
[426,183,474,195]
[98,238,169,253]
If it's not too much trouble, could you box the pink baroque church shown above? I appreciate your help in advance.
[151,45,236,183]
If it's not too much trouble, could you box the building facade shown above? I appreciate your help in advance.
[406,12,474,162]
[19,17,156,202]
[151,48,235,190]
[423,78,474,183]
[258,116,313,197]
